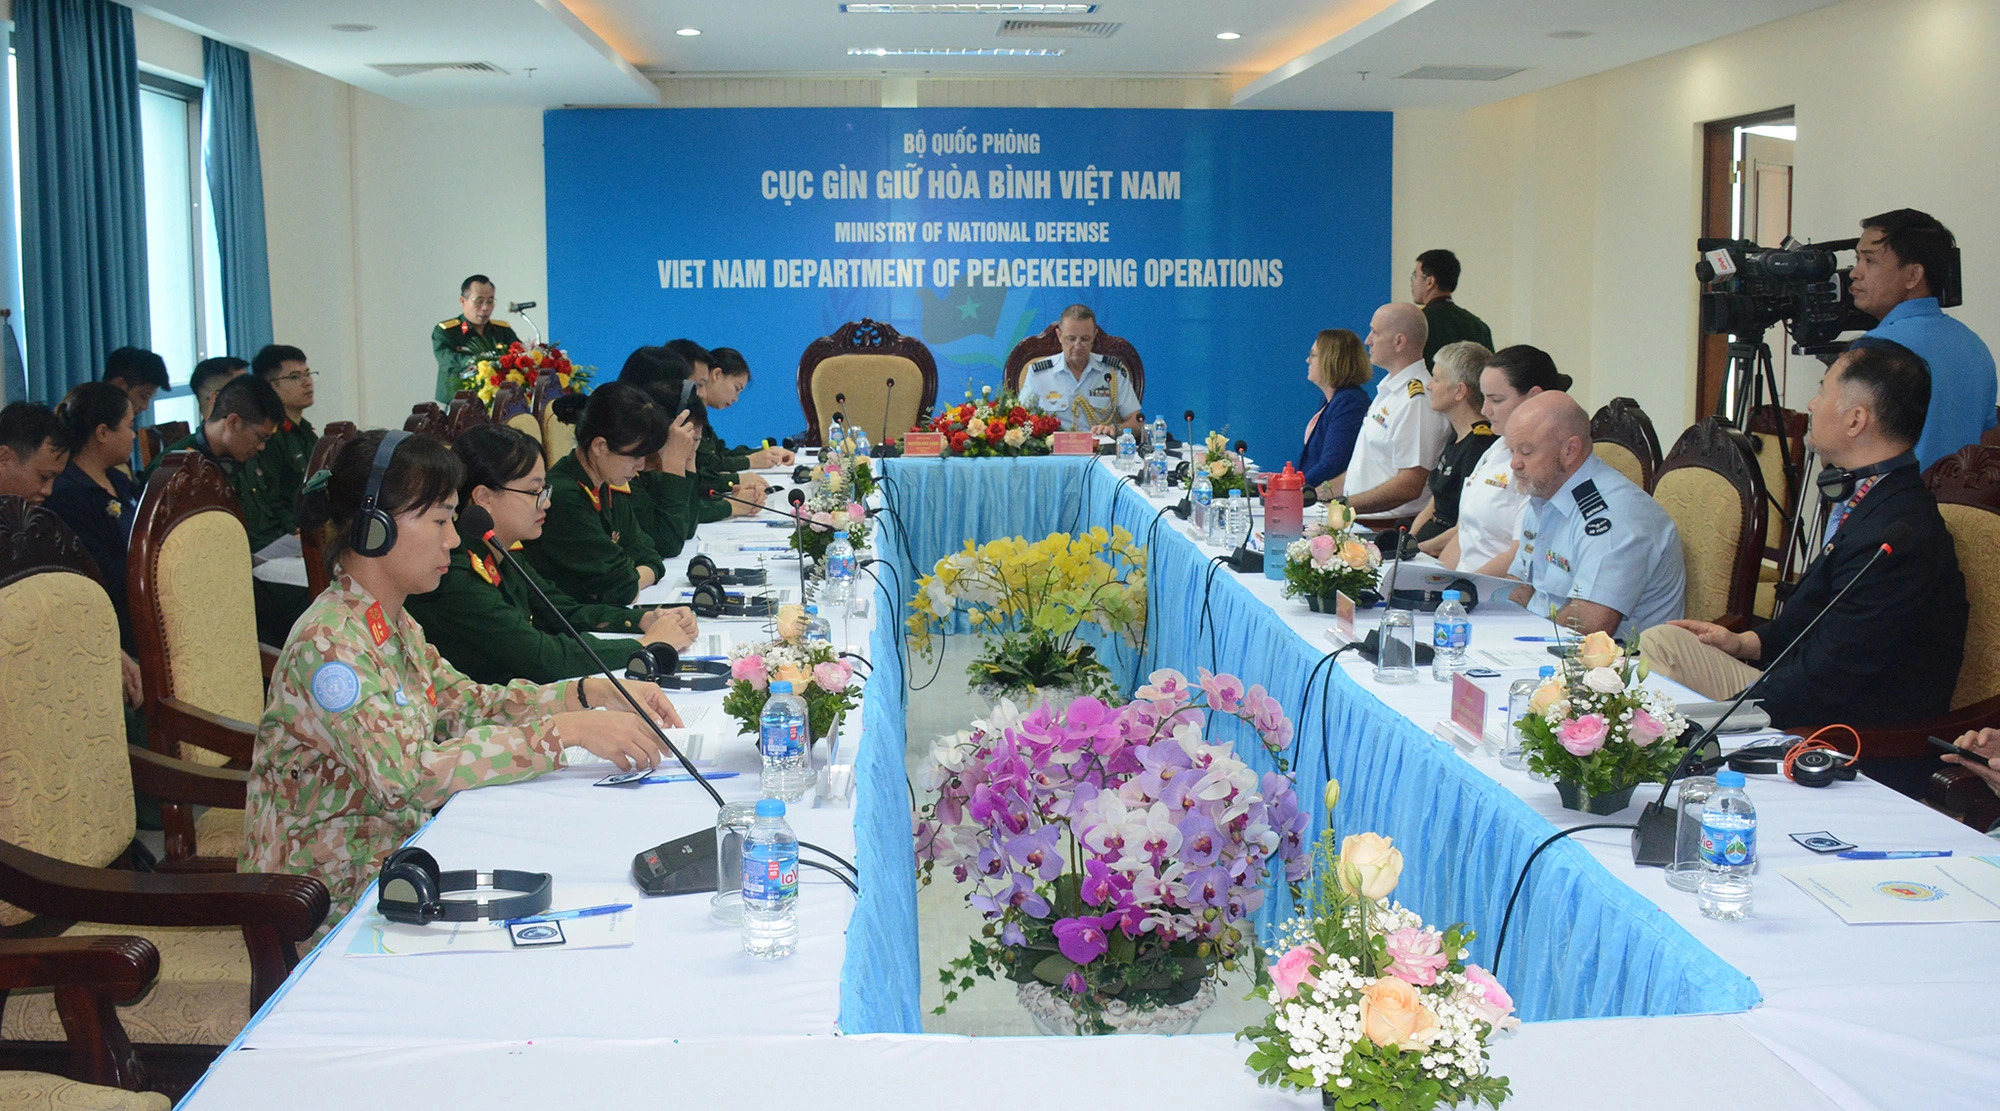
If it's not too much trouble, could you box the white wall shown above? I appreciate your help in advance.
[1393,0,2000,445]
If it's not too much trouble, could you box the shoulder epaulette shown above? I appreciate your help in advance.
[1405,378,1426,398]
[1471,420,1493,435]
[436,317,461,330]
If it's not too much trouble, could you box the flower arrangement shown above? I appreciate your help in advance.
[464,340,590,405]
[1517,631,1689,809]
[1240,785,1515,1111]
[1282,503,1382,605]
[788,453,875,565]
[722,604,860,740]
[907,527,1146,704]
[1196,431,1248,497]
[922,385,1064,457]
[918,669,1311,1033]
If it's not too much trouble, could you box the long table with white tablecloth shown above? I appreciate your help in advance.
[178,455,2000,1111]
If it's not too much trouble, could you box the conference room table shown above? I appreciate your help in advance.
[180,455,2000,1110]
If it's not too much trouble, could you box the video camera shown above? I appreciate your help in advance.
[1695,234,1963,354]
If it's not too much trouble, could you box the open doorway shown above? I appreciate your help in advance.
[1695,107,1797,419]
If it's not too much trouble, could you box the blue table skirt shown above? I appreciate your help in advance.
[838,457,1759,1033]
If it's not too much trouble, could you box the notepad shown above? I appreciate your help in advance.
[1781,856,2000,925]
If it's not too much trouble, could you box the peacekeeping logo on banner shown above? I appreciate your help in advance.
[544,108,1392,463]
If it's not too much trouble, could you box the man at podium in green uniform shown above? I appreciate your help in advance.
[432,274,519,402]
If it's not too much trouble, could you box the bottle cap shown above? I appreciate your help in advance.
[1538,665,1555,677]
[769,681,793,694]
[1268,461,1305,491]
[1715,769,1746,788]
[806,604,819,614]
[755,798,786,818]
[1442,590,1461,602]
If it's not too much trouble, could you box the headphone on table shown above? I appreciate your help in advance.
[686,553,767,587]
[689,581,778,619]
[350,430,412,558]
[376,847,552,925]
[1723,728,1861,788]
[625,643,731,691]
[1815,450,1916,503]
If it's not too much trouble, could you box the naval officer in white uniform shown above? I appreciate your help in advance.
[1339,302,1452,517]
[1020,304,1143,435]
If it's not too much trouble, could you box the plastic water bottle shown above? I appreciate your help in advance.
[822,535,857,607]
[1698,770,1756,921]
[1500,665,1553,770]
[1430,590,1471,681]
[803,604,832,643]
[1190,469,1214,539]
[740,798,799,959]
[1145,440,1169,496]
[759,681,813,801]
[1116,427,1138,472]
[1218,490,1247,551]
[851,427,871,457]
[1150,415,1169,453]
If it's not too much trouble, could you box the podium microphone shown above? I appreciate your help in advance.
[506,301,543,346]
[1631,529,1904,866]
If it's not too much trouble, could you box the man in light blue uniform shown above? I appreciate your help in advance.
[1849,209,1995,469]
[1505,392,1684,640]
[1020,304,1142,435]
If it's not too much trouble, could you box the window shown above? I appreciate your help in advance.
[138,73,228,428]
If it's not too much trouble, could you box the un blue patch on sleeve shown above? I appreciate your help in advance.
[310,661,363,713]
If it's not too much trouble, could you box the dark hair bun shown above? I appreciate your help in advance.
[551,392,589,426]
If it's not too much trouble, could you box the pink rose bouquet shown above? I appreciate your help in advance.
[1517,636,1687,809]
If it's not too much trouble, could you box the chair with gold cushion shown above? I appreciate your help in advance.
[797,319,938,448]
[0,935,162,1101]
[125,455,267,870]
[537,380,578,468]
[0,497,327,1074]
[1588,397,1663,493]
[490,384,542,448]
[1745,406,1809,618]
[1650,418,1766,625]
[1003,321,1146,405]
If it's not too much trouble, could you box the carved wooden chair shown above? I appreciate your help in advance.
[0,936,164,1104]
[1004,321,1146,406]
[126,455,268,870]
[403,402,447,441]
[1746,406,1809,618]
[298,422,359,599]
[1588,397,1663,492]
[797,319,938,447]
[491,384,542,447]
[0,497,327,1076]
[531,375,576,466]
[443,395,489,444]
[1650,418,1766,624]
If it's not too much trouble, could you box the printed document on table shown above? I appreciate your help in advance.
[1385,559,1522,603]
[563,703,721,767]
[344,883,637,956]
[1781,857,2000,925]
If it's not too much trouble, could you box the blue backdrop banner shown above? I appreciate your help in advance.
[543,108,1391,463]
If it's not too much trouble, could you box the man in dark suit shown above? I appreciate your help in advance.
[1639,338,1967,737]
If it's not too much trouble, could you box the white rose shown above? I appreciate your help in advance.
[1582,667,1625,694]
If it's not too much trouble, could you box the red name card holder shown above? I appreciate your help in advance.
[903,432,944,457]
[1051,431,1096,456]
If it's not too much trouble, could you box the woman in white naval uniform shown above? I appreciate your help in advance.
[1441,345,1572,574]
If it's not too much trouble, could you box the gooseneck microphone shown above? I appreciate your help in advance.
[457,506,721,807]
[1630,530,1904,866]
[882,378,896,445]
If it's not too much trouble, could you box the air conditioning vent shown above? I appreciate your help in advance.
[368,62,510,78]
[1396,65,1525,82]
[996,19,1120,38]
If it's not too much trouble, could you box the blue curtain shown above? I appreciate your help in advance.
[15,0,149,402]
[202,39,271,358]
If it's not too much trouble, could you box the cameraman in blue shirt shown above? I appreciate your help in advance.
[1849,209,1996,468]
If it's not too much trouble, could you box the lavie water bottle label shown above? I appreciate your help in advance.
[1433,621,1469,649]
[1699,822,1755,867]
[741,844,798,904]
[761,719,805,759]
[829,553,856,578]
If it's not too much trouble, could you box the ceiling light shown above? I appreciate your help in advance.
[1216,32,1240,41]
[677,27,701,37]
[330,23,375,33]
[848,46,1066,56]
[842,4,1097,13]
[1547,30,1591,40]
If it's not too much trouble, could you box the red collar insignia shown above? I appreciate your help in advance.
[580,481,603,512]
[470,553,501,585]
[364,602,392,646]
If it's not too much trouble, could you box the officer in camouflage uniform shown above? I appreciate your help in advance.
[432,274,519,403]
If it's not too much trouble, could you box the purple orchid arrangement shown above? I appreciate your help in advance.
[918,668,1311,1031]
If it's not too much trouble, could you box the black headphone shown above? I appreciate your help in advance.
[689,581,778,619]
[1815,451,1915,503]
[686,553,767,587]
[625,643,731,691]
[376,847,552,925]
[792,464,815,485]
[350,430,411,558]
[1724,742,1859,787]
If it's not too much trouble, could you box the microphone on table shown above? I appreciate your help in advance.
[456,506,728,894]
[1170,409,1199,520]
[881,378,896,445]
[1630,527,1905,866]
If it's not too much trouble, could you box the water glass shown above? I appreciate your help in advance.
[1373,607,1419,684]
[1667,776,1718,893]
[709,801,761,924]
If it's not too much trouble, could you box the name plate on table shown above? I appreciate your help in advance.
[1335,591,1357,642]
[1441,672,1487,751]
[902,432,944,456]
[1051,431,1096,456]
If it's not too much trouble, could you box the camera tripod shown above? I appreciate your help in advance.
[1717,334,1822,615]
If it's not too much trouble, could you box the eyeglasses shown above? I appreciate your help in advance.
[500,484,553,509]
[277,371,317,383]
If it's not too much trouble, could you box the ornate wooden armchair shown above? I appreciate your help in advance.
[797,319,937,448]
[491,384,542,446]
[0,936,164,1103]
[443,395,489,443]
[403,402,447,441]
[1650,418,1766,624]
[298,422,359,599]
[1588,397,1663,492]
[1004,321,1146,404]
[0,498,327,1075]
[532,376,576,466]
[126,455,267,869]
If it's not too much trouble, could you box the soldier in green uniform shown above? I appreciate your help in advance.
[243,430,679,926]
[614,345,739,545]
[252,344,318,522]
[155,374,292,550]
[520,382,674,607]
[408,425,698,684]
[1411,249,1495,365]
[431,274,519,403]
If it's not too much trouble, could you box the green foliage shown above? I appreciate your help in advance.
[966,630,1118,701]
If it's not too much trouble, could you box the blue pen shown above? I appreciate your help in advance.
[641,771,740,785]
[504,902,633,926]
[1514,636,1559,643]
[1836,850,1952,860]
